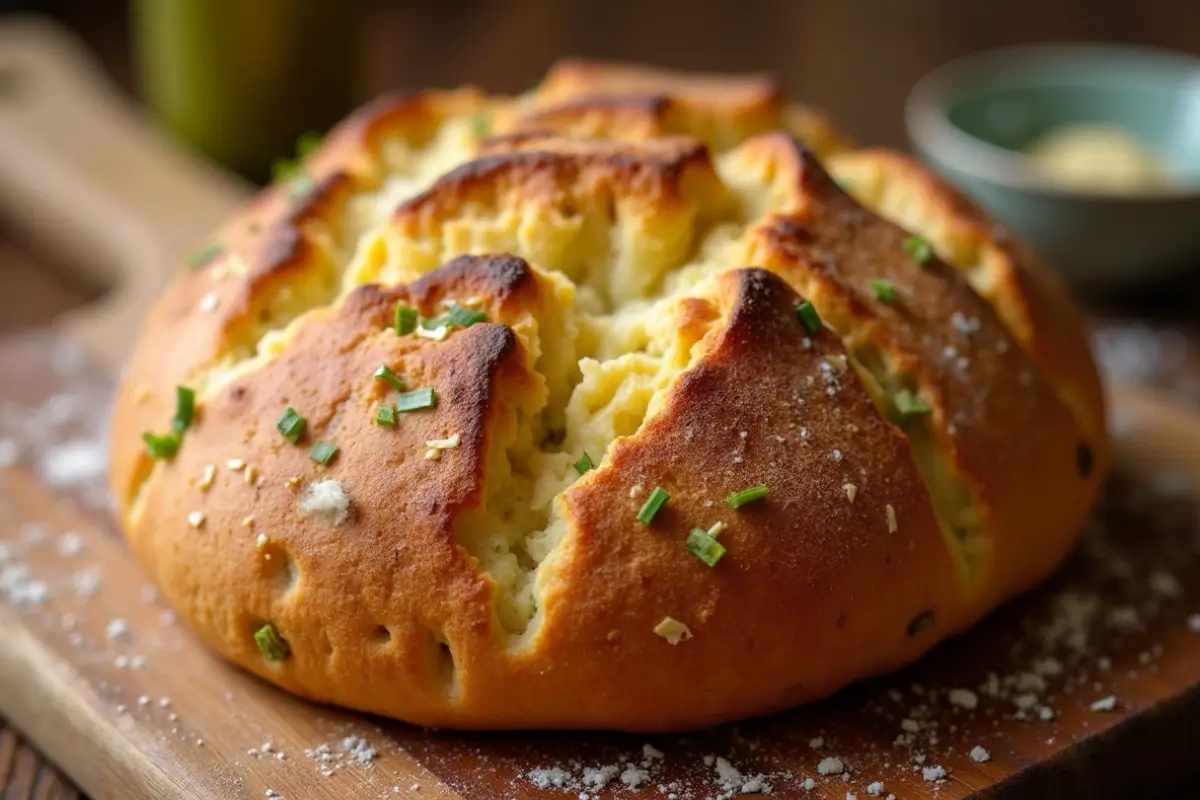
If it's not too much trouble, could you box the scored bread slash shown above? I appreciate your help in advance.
[108,58,1106,733]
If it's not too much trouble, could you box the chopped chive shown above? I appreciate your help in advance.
[310,441,339,466]
[396,387,436,413]
[686,528,727,567]
[423,302,488,332]
[186,244,223,269]
[253,623,290,661]
[893,388,932,422]
[637,486,670,525]
[373,364,406,392]
[907,610,935,636]
[141,431,180,459]
[794,300,822,334]
[574,451,594,476]
[469,114,491,137]
[904,235,933,264]
[376,404,397,426]
[294,131,324,159]
[394,304,418,336]
[727,485,769,509]
[447,302,488,328]
[869,278,896,304]
[276,407,307,443]
[171,386,196,435]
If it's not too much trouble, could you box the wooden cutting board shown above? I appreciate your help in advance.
[2,16,1200,800]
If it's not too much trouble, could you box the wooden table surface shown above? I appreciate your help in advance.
[4,233,1200,800]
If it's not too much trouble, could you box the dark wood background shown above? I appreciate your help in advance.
[28,0,1200,149]
[2,1,1200,797]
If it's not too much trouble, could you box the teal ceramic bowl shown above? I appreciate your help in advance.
[906,44,1200,290]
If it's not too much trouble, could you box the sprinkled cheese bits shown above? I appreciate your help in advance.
[109,59,1106,733]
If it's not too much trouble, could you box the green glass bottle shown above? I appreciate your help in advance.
[133,0,360,183]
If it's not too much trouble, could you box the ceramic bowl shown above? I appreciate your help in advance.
[906,44,1200,291]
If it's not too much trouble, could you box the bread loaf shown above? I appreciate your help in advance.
[110,60,1106,732]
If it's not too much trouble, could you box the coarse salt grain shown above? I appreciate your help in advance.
[970,746,990,763]
[105,618,128,641]
[809,736,824,749]
[922,765,947,782]
[867,782,885,797]
[342,736,377,764]
[56,532,84,557]
[948,688,978,710]
[1090,695,1117,712]
[817,756,844,775]
[73,568,101,597]
[0,438,18,467]
[298,479,351,526]
[187,511,206,529]
[199,292,220,312]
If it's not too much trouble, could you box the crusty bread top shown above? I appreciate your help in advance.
[109,59,1106,731]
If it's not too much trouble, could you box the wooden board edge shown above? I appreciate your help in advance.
[0,616,200,799]
[0,463,468,800]
[975,678,1200,799]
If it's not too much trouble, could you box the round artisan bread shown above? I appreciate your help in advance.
[110,59,1107,732]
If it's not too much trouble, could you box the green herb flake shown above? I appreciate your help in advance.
[373,364,406,392]
[904,235,933,264]
[794,300,822,334]
[726,485,769,509]
[310,441,339,466]
[186,244,223,269]
[574,451,594,476]
[893,388,933,422]
[141,432,181,459]
[253,623,290,661]
[424,302,488,332]
[276,407,307,443]
[637,486,670,525]
[687,528,727,567]
[171,386,196,435]
[869,278,896,304]
[295,131,323,159]
[376,404,397,426]
[469,114,492,137]
[394,304,418,336]
[446,302,488,328]
[395,387,436,413]
[907,610,935,637]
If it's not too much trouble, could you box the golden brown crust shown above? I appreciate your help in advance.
[520,57,849,156]
[110,60,1105,732]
